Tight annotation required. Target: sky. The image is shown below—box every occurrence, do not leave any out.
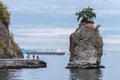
[1,0,120,52]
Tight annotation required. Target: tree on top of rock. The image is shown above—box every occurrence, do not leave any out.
[75,7,96,23]
[0,1,10,29]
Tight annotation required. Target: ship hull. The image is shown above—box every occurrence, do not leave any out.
[27,52,65,55]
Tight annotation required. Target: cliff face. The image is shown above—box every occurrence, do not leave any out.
[0,2,23,58]
[67,23,103,68]
[0,22,23,58]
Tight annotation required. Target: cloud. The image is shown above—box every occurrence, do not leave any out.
[103,35,120,44]
[12,28,74,49]
[97,9,120,17]
[102,34,120,51]
[104,38,120,44]
[13,28,74,37]
[2,0,120,51]
[2,0,77,15]
[92,0,120,8]
[2,0,120,19]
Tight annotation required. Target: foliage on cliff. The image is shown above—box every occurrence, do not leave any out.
[0,39,6,49]
[75,7,96,23]
[0,2,23,58]
[0,38,11,58]
[0,1,10,29]
[10,32,23,58]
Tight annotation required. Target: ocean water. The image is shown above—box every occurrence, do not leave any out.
[0,52,120,80]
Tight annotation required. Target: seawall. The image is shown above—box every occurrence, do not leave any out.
[0,59,46,69]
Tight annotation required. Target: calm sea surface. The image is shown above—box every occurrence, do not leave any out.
[0,52,120,80]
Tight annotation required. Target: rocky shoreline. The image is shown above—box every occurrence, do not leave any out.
[0,59,46,69]
[66,63,105,69]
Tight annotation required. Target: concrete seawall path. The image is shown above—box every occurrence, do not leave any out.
[0,59,46,69]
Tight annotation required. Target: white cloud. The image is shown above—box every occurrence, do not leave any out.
[2,0,120,17]
[12,28,74,49]
[2,0,120,51]
[103,35,120,44]
[93,0,120,8]
[2,0,76,15]
[13,28,74,37]
[97,9,120,17]
[104,39,120,44]
[102,34,120,51]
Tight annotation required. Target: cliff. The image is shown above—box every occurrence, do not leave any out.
[0,1,23,58]
[67,22,104,68]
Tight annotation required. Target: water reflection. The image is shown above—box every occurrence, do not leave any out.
[69,69,102,80]
[0,69,21,80]
[0,69,9,80]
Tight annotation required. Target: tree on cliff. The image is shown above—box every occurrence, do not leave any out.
[75,7,96,23]
[0,1,10,29]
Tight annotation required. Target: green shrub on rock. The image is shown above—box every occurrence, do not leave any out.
[0,1,10,28]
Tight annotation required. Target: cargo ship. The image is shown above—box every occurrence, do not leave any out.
[22,48,65,55]
[26,52,65,55]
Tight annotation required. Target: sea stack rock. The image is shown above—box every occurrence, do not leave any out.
[0,1,23,58]
[67,22,103,68]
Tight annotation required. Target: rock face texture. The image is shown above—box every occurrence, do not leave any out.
[0,1,23,58]
[0,22,23,58]
[67,23,103,68]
